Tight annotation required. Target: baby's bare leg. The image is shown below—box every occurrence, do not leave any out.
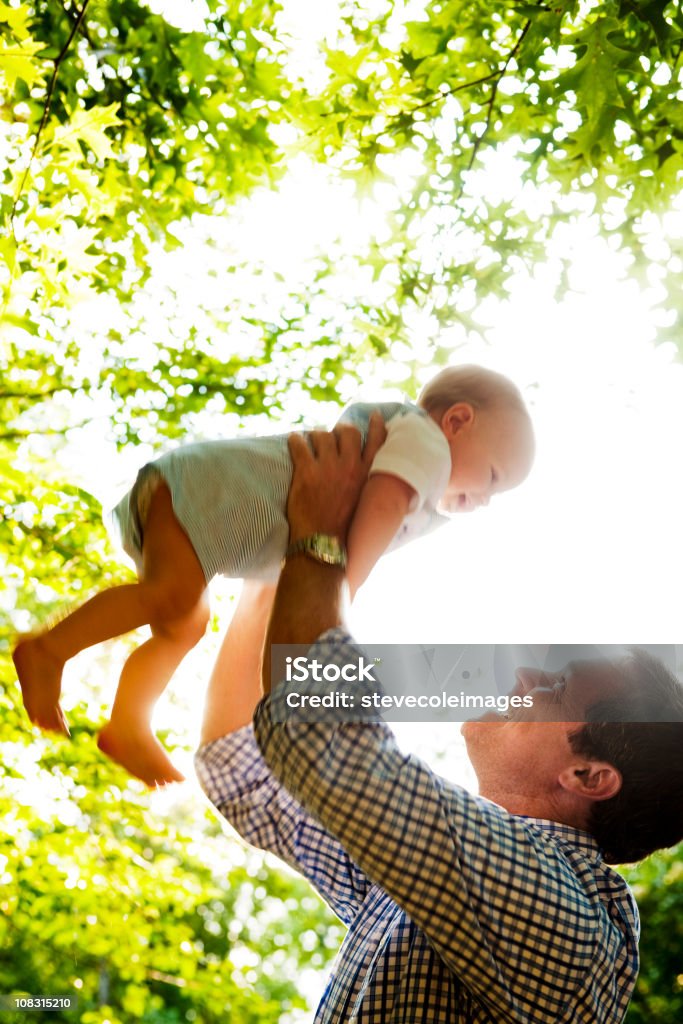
[14,484,207,752]
[13,577,163,735]
[95,485,209,785]
[97,595,209,785]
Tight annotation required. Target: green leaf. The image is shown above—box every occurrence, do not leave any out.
[0,36,46,91]
[50,103,122,162]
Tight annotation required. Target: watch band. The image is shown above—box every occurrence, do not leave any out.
[284,533,348,569]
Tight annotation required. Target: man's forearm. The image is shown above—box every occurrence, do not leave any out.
[200,581,276,744]
[262,557,348,696]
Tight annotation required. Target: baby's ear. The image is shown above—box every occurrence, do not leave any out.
[441,402,475,436]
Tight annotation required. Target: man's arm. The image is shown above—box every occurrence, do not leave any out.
[195,580,374,924]
[195,723,374,925]
[346,473,415,596]
[201,580,276,745]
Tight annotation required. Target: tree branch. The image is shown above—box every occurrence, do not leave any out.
[454,17,532,193]
[383,20,532,142]
[11,0,92,226]
[62,0,186,124]
[397,69,503,121]
[0,385,82,400]
[462,20,532,180]
[0,420,91,441]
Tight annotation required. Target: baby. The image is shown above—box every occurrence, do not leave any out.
[13,364,534,786]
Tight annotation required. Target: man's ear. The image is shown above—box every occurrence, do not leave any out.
[559,761,622,802]
[441,402,475,438]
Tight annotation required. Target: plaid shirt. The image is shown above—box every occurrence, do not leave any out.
[195,629,639,1023]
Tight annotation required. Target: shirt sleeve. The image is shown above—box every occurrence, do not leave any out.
[253,629,610,1022]
[369,412,451,512]
[194,725,372,926]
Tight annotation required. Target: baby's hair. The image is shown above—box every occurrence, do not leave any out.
[417,365,529,420]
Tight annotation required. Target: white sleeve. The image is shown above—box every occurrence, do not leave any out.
[369,412,451,511]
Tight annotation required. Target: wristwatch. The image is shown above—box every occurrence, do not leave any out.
[284,534,348,569]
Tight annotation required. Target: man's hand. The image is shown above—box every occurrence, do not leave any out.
[287,413,387,544]
[262,415,387,690]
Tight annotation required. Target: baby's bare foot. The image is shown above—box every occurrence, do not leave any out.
[97,720,185,787]
[12,636,69,735]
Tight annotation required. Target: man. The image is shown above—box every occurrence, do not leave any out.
[195,420,683,1023]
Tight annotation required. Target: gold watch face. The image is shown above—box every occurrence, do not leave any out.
[312,535,344,563]
[285,534,347,567]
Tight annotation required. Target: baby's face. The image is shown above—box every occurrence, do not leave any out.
[440,404,534,514]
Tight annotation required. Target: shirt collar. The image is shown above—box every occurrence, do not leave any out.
[517,816,604,861]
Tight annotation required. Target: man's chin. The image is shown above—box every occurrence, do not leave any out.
[461,713,506,742]
[462,711,508,729]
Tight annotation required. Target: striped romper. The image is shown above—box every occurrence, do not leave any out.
[111,401,451,584]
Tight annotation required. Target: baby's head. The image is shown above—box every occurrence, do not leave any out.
[418,365,534,513]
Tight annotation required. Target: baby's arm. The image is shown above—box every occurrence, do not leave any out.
[347,473,416,597]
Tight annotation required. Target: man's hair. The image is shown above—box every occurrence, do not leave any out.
[417,365,530,420]
[569,648,683,864]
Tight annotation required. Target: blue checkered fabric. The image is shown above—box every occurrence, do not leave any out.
[195,629,640,1023]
